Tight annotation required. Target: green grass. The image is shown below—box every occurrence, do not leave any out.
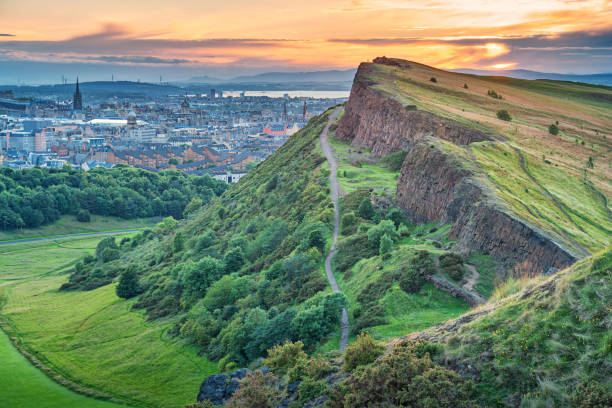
[0,329,128,408]
[0,215,158,242]
[372,283,469,338]
[440,248,612,407]
[471,142,611,254]
[465,252,499,299]
[0,233,217,408]
[329,136,398,195]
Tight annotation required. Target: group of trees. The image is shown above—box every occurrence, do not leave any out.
[0,166,226,230]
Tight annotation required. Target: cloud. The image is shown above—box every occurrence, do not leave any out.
[82,55,194,64]
[0,33,15,37]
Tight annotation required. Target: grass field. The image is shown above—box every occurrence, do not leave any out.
[0,229,217,408]
[0,329,128,408]
[0,215,159,242]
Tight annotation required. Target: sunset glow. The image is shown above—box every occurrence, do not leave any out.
[0,0,610,82]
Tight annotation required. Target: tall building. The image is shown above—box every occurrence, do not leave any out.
[303,101,308,118]
[73,77,83,110]
[283,101,287,120]
[34,130,46,152]
[210,89,216,99]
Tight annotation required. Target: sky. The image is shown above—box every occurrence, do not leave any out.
[0,0,611,83]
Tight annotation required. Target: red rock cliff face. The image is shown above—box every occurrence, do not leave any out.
[397,143,576,273]
[337,61,576,274]
[335,63,491,155]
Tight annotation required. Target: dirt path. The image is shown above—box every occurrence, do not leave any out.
[463,264,486,304]
[320,107,350,351]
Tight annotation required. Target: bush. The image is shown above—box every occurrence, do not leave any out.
[264,341,308,375]
[224,247,245,273]
[367,220,398,248]
[385,208,404,228]
[487,89,502,99]
[379,233,393,256]
[440,253,464,281]
[572,381,612,408]
[330,347,474,407]
[343,332,385,370]
[116,268,139,299]
[549,123,559,135]
[226,371,282,408]
[183,197,203,217]
[100,247,120,263]
[464,83,468,89]
[430,77,437,83]
[173,231,185,254]
[382,151,409,171]
[76,209,91,222]
[334,234,377,272]
[399,266,425,294]
[340,212,357,235]
[357,198,375,220]
[298,377,327,404]
[496,109,512,121]
[307,228,326,252]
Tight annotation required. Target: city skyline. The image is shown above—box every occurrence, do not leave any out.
[1,0,611,84]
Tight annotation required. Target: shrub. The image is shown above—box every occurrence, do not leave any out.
[173,231,185,254]
[464,83,469,89]
[224,247,245,273]
[382,150,409,171]
[264,341,308,375]
[572,381,612,408]
[357,198,375,220]
[116,268,139,299]
[385,208,404,228]
[430,77,437,83]
[549,123,559,135]
[340,212,357,235]
[307,228,326,252]
[496,109,512,121]
[379,233,393,256]
[76,209,91,222]
[330,348,474,407]
[298,377,327,404]
[343,332,385,370]
[226,371,282,408]
[399,266,425,294]
[334,234,377,272]
[367,220,398,248]
[100,247,120,263]
[487,89,502,99]
[183,197,203,217]
[440,253,464,281]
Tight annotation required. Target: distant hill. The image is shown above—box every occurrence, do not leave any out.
[188,69,357,85]
[452,68,612,86]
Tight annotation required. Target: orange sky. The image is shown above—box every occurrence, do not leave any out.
[0,0,611,79]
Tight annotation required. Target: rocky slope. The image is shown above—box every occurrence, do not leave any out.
[336,58,580,274]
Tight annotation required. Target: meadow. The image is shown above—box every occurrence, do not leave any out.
[0,225,217,408]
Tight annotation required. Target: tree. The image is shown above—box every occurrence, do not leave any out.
[464,83,468,89]
[367,220,399,248]
[168,157,179,165]
[549,123,559,135]
[307,228,326,252]
[116,268,139,299]
[182,257,223,304]
[379,233,393,256]
[76,209,91,222]
[357,198,375,220]
[224,247,245,273]
[496,109,512,121]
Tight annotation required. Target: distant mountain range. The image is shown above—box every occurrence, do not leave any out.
[452,68,612,86]
[187,69,357,84]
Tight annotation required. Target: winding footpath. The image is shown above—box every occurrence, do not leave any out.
[320,108,350,351]
[0,230,140,246]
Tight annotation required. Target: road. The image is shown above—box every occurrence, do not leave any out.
[320,107,350,351]
[0,230,140,246]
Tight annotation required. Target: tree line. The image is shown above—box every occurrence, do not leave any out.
[0,165,227,230]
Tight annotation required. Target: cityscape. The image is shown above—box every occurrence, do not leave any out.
[0,81,347,182]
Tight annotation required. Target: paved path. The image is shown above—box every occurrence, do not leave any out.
[320,107,350,351]
[0,230,140,246]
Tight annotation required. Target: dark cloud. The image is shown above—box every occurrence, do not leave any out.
[327,30,612,49]
[82,55,194,64]
[0,33,15,36]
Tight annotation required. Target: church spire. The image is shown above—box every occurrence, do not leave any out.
[73,76,83,111]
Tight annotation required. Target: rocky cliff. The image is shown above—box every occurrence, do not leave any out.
[335,62,491,156]
[336,59,576,274]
